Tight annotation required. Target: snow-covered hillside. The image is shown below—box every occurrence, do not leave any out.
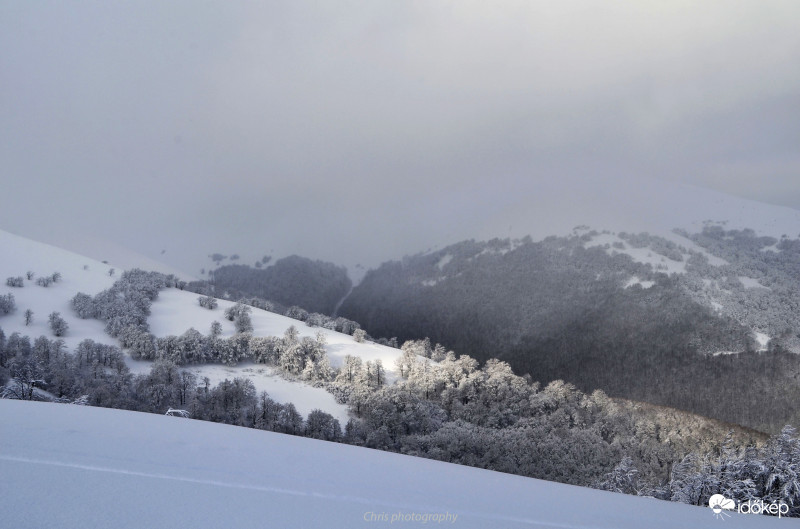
[1,400,792,529]
[470,178,800,254]
[138,288,405,423]
[0,227,403,422]
[0,228,118,349]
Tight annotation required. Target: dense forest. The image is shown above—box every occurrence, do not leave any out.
[208,255,351,315]
[339,229,800,433]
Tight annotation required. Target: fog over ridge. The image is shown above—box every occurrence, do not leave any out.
[1,1,799,275]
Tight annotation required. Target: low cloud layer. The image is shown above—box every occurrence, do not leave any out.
[1,1,799,274]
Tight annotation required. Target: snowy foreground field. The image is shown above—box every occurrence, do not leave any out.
[0,401,791,529]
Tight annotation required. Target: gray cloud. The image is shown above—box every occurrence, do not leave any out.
[1,1,799,275]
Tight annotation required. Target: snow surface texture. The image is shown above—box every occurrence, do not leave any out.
[1,400,792,529]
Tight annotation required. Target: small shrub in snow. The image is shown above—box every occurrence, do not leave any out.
[224,302,250,322]
[6,277,24,287]
[198,295,218,310]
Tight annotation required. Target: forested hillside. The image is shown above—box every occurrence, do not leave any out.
[209,256,351,315]
[340,228,800,433]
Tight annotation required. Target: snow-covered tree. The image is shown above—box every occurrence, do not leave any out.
[0,293,16,314]
[277,402,304,435]
[176,371,197,407]
[126,327,156,361]
[353,328,367,343]
[598,456,640,495]
[278,341,304,375]
[431,343,448,362]
[5,355,44,400]
[395,348,418,379]
[336,355,362,385]
[23,309,33,326]
[198,295,218,310]
[372,359,386,388]
[224,302,251,322]
[48,312,68,337]
[71,292,96,319]
[224,333,252,366]
[335,317,360,335]
[251,336,279,364]
[305,409,342,441]
[285,306,308,322]
[234,311,253,333]
[156,335,181,364]
[178,328,205,364]
[284,325,299,344]
[758,425,800,514]
[0,327,7,367]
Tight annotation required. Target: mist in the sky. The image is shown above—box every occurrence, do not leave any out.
[1,1,799,276]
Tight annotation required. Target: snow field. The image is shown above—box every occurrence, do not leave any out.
[1,400,792,529]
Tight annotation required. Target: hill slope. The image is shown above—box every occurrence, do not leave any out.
[340,227,800,433]
[210,256,352,315]
[0,227,403,423]
[1,400,791,529]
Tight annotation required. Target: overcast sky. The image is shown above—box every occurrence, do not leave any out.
[1,1,799,275]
